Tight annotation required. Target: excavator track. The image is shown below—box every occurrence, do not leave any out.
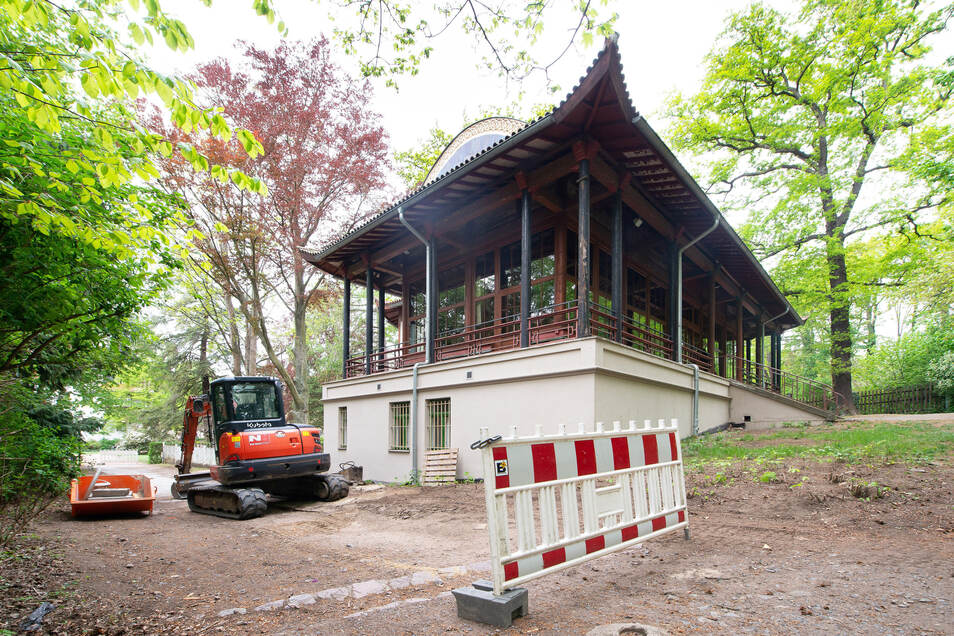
[187,485,268,520]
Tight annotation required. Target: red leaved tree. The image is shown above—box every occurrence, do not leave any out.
[155,38,389,422]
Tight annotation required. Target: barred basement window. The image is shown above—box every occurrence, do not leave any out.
[426,398,451,450]
[338,407,347,451]
[389,401,410,452]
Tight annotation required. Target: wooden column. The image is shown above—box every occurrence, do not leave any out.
[365,267,373,375]
[667,243,679,361]
[756,321,765,386]
[519,182,531,348]
[735,299,744,381]
[718,324,727,378]
[769,328,778,389]
[555,223,566,306]
[377,284,385,353]
[400,277,409,347]
[464,258,474,332]
[342,277,351,378]
[426,242,437,364]
[707,274,717,363]
[745,338,751,383]
[612,191,623,343]
[576,153,591,337]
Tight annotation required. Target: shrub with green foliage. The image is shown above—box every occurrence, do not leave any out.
[928,351,954,398]
[147,441,163,465]
[0,407,82,546]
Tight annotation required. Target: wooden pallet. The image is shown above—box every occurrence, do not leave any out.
[422,448,458,486]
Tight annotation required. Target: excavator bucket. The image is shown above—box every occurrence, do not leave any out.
[70,470,157,517]
[170,471,216,499]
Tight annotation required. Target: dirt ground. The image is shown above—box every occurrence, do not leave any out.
[3,419,954,635]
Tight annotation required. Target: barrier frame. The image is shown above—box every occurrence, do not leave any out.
[479,419,689,595]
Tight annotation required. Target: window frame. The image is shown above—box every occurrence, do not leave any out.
[388,401,411,453]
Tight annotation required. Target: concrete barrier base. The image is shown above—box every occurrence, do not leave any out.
[452,580,528,627]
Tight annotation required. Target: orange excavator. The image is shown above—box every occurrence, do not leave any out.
[171,376,349,519]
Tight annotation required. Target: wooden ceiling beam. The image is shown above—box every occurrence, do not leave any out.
[354,152,580,272]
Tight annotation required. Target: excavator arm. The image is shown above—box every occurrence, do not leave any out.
[177,395,210,475]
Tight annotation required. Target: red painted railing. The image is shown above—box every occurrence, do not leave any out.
[343,300,838,414]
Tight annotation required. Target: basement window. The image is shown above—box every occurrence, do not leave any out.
[389,401,410,452]
[338,407,347,451]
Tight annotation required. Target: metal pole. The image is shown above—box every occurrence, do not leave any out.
[520,189,531,348]
[342,277,350,378]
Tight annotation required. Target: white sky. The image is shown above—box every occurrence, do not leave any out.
[146,1,755,158]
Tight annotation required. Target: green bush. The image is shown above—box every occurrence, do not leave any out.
[928,351,954,397]
[147,441,163,464]
[1,412,81,546]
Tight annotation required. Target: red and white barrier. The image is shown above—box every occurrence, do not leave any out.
[478,419,688,595]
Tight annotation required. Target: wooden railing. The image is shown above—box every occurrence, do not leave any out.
[342,302,842,414]
[345,301,580,377]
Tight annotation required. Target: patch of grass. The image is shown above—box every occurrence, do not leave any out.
[757,471,778,483]
[685,421,954,467]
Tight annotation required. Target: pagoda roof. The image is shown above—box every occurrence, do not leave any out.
[303,35,801,330]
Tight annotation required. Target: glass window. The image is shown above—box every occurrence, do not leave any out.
[438,305,465,335]
[500,241,521,289]
[389,402,410,452]
[501,292,520,320]
[501,292,520,332]
[627,268,644,308]
[438,264,465,308]
[475,251,495,297]
[338,407,347,450]
[530,229,555,279]
[531,280,555,313]
[475,297,494,326]
[409,279,425,317]
[426,398,451,450]
[229,381,280,421]
[212,384,228,423]
[598,249,612,295]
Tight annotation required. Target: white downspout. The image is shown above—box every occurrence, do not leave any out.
[675,215,720,364]
[399,206,430,483]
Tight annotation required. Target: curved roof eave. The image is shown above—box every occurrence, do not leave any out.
[301,114,556,264]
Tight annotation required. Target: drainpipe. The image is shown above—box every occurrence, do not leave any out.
[398,207,432,364]
[410,362,422,481]
[675,215,720,363]
[400,205,430,484]
[687,363,700,436]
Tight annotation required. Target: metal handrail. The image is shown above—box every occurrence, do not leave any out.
[729,355,841,412]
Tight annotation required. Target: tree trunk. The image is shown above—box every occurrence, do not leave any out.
[244,302,257,375]
[826,233,857,413]
[224,290,243,375]
[291,256,309,426]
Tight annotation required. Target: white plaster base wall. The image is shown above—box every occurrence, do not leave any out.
[728,382,833,427]
[321,338,732,483]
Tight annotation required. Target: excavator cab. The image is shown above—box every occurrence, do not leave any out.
[209,377,286,437]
